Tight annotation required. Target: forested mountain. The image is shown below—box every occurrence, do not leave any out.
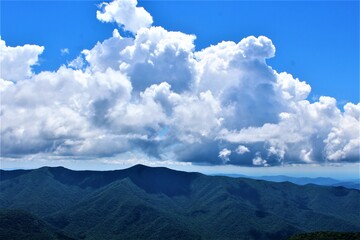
[1,165,359,240]
[0,209,76,240]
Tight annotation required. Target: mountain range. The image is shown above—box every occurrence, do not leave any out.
[1,165,359,240]
[215,174,360,190]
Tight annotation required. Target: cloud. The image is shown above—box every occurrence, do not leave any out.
[1,66,132,157]
[324,102,360,162]
[219,148,231,163]
[0,79,13,92]
[219,96,359,165]
[82,26,196,92]
[61,48,70,55]
[252,153,268,166]
[0,37,44,82]
[1,0,359,167]
[82,29,133,72]
[236,145,250,155]
[194,36,285,129]
[96,0,153,33]
[68,56,85,70]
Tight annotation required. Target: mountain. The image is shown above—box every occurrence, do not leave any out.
[0,209,76,240]
[255,176,341,185]
[331,181,360,190]
[288,231,360,240]
[216,174,360,190]
[1,165,360,240]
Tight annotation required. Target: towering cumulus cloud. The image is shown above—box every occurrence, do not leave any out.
[1,0,359,167]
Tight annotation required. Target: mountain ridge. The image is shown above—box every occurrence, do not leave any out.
[213,173,360,190]
[1,165,359,240]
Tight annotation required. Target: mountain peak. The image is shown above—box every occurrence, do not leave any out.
[128,164,151,170]
[39,166,68,170]
[27,164,199,197]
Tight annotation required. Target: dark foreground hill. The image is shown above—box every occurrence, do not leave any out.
[0,209,76,240]
[1,165,359,240]
[288,231,360,240]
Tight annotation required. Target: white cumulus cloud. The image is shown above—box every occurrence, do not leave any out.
[0,37,44,82]
[96,0,153,33]
[236,145,250,155]
[219,148,231,163]
[1,0,358,167]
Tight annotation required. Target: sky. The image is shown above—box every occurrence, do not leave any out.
[0,0,359,178]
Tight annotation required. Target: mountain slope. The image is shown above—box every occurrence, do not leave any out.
[0,167,92,217]
[1,165,359,240]
[288,231,360,240]
[0,209,76,240]
[47,178,201,240]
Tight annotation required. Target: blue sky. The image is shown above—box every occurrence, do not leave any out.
[0,0,359,177]
[2,0,358,103]
[144,1,359,104]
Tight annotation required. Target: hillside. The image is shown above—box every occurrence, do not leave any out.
[288,231,360,240]
[1,165,360,240]
[0,209,76,240]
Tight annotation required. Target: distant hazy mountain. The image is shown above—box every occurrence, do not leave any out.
[216,174,360,190]
[1,165,359,240]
